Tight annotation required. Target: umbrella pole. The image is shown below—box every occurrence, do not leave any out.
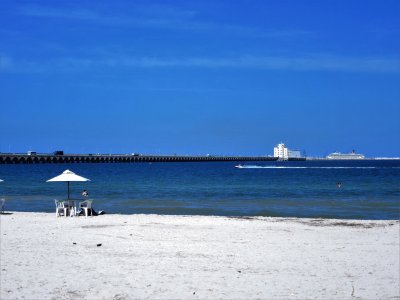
[67,181,70,214]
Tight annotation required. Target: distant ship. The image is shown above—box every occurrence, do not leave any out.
[326,150,365,160]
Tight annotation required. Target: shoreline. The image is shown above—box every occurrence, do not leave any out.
[1,212,399,299]
[2,210,400,222]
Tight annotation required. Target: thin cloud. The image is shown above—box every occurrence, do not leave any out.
[2,54,400,74]
[68,55,400,73]
[17,4,312,39]
[19,5,135,24]
[133,3,198,19]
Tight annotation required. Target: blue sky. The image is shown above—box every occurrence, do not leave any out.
[1,0,399,157]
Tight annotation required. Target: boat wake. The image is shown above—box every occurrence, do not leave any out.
[235,165,396,169]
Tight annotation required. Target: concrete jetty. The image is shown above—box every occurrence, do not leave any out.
[0,153,280,164]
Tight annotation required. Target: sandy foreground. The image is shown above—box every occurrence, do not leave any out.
[0,213,399,300]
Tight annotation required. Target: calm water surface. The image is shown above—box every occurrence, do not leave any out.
[0,160,399,219]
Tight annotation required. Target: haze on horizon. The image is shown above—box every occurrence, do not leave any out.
[1,0,399,157]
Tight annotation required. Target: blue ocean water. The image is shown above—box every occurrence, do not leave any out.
[0,160,399,220]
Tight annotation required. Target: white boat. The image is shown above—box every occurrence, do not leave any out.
[235,164,244,168]
[326,150,365,160]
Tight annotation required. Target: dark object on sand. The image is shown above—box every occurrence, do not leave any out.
[97,243,102,247]
[77,208,106,216]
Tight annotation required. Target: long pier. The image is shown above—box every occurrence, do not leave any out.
[0,154,280,164]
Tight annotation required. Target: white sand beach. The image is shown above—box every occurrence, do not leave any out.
[0,212,399,300]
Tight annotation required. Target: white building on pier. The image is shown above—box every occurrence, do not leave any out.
[274,143,301,160]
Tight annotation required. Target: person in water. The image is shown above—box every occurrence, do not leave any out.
[82,189,89,197]
[336,182,342,188]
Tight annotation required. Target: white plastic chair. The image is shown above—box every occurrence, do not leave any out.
[55,200,68,217]
[0,199,5,214]
[79,200,93,217]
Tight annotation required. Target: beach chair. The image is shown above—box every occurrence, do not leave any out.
[78,200,93,217]
[0,199,5,214]
[55,200,68,217]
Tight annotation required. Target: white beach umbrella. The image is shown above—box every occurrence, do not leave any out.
[46,170,90,201]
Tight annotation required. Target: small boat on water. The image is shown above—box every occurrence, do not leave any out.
[235,164,244,168]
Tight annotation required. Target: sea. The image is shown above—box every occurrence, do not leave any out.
[0,160,399,220]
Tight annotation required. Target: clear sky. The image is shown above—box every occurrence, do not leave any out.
[1,0,399,157]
